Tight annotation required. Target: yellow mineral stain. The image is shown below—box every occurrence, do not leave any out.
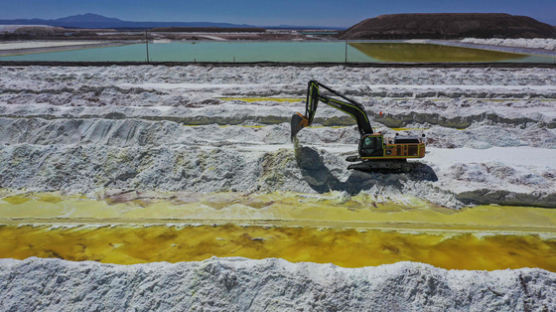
[0,225,554,271]
[218,124,265,128]
[219,97,302,103]
[350,43,526,63]
[183,124,351,129]
[183,124,266,128]
[2,195,32,205]
[391,128,428,132]
[1,192,555,234]
[35,193,64,204]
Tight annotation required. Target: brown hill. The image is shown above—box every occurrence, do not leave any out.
[339,13,556,39]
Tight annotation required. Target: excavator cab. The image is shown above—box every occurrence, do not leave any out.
[360,134,383,157]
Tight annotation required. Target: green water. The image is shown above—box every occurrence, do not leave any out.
[0,41,553,63]
[350,42,536,63]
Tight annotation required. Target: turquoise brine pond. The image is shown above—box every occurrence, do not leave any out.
[0,41,553,63]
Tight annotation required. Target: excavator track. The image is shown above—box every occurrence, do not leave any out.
[346,156,414,173]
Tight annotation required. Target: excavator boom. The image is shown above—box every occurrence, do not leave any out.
[291,80,373,140]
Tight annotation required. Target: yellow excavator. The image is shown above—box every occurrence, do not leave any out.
[291,80,426,172]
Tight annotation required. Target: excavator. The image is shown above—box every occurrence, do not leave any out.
[291,80,426,172]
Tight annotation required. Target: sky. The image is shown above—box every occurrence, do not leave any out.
[0,0,555,27]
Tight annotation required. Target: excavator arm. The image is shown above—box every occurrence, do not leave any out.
[291,80,373,140]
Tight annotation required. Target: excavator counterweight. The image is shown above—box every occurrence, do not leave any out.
[291,80,426,172]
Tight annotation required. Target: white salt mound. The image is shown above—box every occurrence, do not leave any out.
[0,257,554,311]
[461,38,556,51]
[0,65,555,207]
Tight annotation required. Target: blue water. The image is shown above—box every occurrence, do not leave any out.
[0,41,553,63]
[0,41,372,62]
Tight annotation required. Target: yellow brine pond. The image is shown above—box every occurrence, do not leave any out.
[1,191,555,270]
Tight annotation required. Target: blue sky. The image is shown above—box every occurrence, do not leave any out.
[1,0,555,27]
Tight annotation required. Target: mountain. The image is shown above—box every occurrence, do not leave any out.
[339,13,556,39]
[53,13,125,27]
[0,13,256,29]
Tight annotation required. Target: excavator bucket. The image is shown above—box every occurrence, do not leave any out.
[290,112,309,141]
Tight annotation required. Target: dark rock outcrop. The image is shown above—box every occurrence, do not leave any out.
[339,13,556,39]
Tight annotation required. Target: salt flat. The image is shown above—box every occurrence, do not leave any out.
[0,64,555,310]
[0,40,108,51]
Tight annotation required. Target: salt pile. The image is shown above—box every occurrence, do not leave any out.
[461,38,556,51]
[0,257,554,311]
[0,65,555,208]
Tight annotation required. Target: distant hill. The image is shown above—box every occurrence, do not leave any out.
[0,13,256,29]
[339,13,556,39]
[0,13,343,30]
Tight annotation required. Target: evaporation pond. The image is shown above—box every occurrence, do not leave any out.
[0,41,552,63]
